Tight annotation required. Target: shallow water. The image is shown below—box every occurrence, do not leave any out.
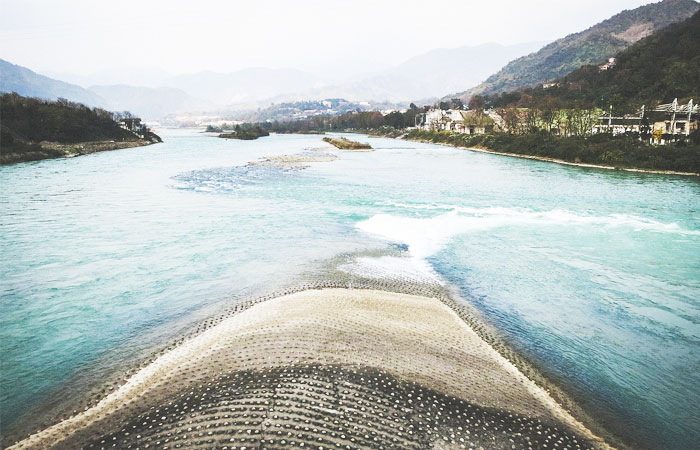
[1,129,698,448]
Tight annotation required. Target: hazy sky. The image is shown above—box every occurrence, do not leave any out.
[1,0,658,78]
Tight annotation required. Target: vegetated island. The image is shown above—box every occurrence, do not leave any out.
[322,136,373,151]
[218,125,270,140]
[0,93,161,165]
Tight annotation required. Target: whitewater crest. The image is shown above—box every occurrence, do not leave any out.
[338,255,443,285]
[341,205,699,283]
[363,205,699,255]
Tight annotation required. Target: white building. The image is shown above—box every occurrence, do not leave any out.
[422,109,502,134]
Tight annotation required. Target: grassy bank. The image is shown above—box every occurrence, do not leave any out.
[405,129,700,174]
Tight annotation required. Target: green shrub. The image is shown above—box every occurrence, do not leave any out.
[404,129,700,173]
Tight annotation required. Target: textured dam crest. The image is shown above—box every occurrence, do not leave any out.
[11,289,609,449]
[80,365,591,450]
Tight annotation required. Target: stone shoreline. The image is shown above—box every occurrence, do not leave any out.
[10,286,614,449]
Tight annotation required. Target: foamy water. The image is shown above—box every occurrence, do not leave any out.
[357,207,699,257]
[338,255,444,284]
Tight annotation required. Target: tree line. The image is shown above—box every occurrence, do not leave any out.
[249,105,429,134]
[1,92,140,144]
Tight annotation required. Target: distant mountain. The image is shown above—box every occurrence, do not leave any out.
[27,42,542,114]
[375,42,544,101]
[480,9,700,111]
[449,0,700,101]
[265,42,544,104]
[162,68,321,105]
[85,43,543,110]
[89,85,213,120]
[45,67,171,89]
[0,59,106,107]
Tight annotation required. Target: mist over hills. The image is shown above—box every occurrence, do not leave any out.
[0,59,107,108]
[36,42,544,110]
[44,67,172,90]
[161,68,321,105]
[0,60,212,120]
[88,85,213,120]
[270,42,544,104]
[1,41,543,119]
[381,42,544,100]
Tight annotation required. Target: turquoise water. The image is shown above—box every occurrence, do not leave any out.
[1,129,699,448]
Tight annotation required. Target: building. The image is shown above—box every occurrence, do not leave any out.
[593,99,698,142]
[422,109,461,131]
[599,57,616,71]
[650,99,699,138]
[459,111,497,134]
[120,117,143,132]
[119,117,152,138]
[593,107,644,135]
[421,109,502,134]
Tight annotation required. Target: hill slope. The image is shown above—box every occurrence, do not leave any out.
[480,10,700,111]
[0,93,159,164]
[450,0,699,101]
[0,59,107,107]
[388,42,543,100]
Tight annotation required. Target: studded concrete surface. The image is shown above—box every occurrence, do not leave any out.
[11,289,610,449]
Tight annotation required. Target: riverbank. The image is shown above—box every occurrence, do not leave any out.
[0,139,159,165]
[406,136,700,176]
[10,287,612,449]
[403,129,700,176]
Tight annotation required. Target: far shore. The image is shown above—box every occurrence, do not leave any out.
[404,136,700,177]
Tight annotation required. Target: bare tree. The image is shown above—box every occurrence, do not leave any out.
[502,108,520,134]
[524,109,539,132]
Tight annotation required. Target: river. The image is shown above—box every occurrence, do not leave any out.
[1,129,698,448]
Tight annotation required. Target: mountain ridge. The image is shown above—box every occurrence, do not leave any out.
[476,9,700,111]
[0,59,107,107]
[447,0,700,102]
[276,42,545,103]
[21,42,544,112]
